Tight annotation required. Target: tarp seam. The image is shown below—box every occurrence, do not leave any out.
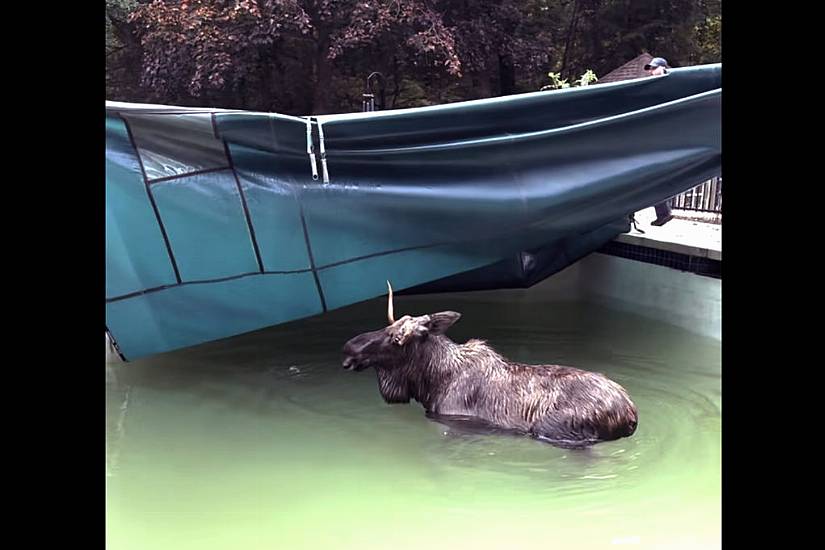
[223,141,265,273]
[119,114,183,284]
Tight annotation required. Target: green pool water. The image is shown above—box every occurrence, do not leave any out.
[106,292,721,549]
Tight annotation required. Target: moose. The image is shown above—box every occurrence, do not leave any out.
[342,282,638,448]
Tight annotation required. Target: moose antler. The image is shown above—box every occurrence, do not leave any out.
[387,280,395,324]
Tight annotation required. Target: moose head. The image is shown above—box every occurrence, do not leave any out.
[342,281,461,372]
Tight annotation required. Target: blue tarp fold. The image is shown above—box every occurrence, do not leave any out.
[106,64,721,360]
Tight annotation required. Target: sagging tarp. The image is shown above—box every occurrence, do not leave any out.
[106,63,721,360]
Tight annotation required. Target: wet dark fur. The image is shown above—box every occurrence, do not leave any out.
[342,312,638,448]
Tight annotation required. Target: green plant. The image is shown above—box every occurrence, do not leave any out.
[576,69,598,86]
[541,72,570,91]
[541,69,597,91]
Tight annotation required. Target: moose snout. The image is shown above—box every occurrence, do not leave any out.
[341,353,369,371]
[341,338,361,370]
[342,332,379,371]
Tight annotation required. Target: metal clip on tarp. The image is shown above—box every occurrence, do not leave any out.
[317,119,330,184]
[306,117,318,181]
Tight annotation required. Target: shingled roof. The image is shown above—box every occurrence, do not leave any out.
[599,53,654,83]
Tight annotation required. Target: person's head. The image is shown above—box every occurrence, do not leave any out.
[644,57,669,76]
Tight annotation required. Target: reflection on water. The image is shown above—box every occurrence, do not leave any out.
[106,293,720,549]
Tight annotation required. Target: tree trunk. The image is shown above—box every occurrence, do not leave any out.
[498,53,516,96]
[560,0,581,78]
[390,56,401,109]
[312,40,332,114]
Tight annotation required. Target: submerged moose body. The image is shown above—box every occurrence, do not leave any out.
[341,283,638,448]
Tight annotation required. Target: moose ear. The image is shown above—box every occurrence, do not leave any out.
[425,311,462,335]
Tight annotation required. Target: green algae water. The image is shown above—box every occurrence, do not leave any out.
[106,293,721,550]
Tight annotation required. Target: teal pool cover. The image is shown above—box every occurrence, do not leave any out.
[106,64,721,360]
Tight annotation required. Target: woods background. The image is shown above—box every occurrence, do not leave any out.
[106,0,721,115]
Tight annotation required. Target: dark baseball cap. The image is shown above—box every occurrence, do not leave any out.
[644,57,669,70]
